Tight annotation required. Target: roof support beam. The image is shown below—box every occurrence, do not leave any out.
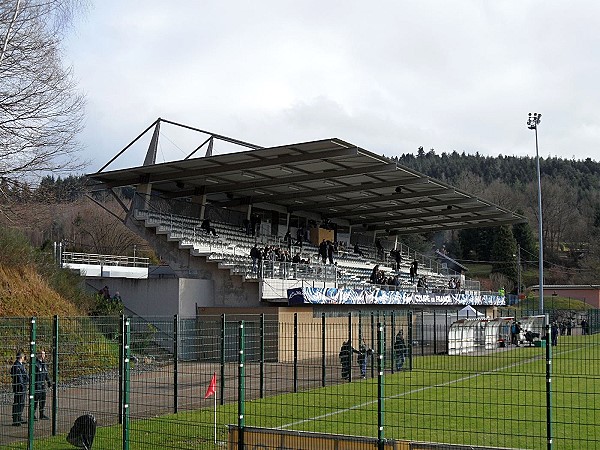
[299,187,450,212]
[353,205,497,226]
[325,196,475,219]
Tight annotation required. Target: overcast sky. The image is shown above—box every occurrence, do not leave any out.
[64,1,600,172]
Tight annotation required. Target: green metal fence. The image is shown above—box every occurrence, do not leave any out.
[0,310,598,449]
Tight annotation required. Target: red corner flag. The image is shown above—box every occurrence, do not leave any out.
[204,373,217,399]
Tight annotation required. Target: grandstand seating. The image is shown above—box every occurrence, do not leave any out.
[134,209,460,293]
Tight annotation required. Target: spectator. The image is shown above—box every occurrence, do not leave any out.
[411,260,419,281]
[327,241,335,265]
[318,239,328,264]
[99,285,110,300]
[370,265,380,284]
[375,239,384,260]
[250,244,262,273]
[252,213,262,237]
[390,249,402,271]
[356,340,372,379]
[353,243,364,257]
[34,350,51,420]
[242,218,251,236]
[280,250,291,277]
[394,330,407,370]
[339,340,353,381]
[283,230,292,250]
[10,351,28,426]
[511,321,521,347]
[551,322,559,346]
[417,276,428,293]
[112,291,122,302]
[581,318,589,335]
[294,226,305,247]
[200,218,218,237]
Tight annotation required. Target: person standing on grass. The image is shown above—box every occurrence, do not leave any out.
[356,340,372,379]
[511,321,521,347]
[339,340,353,381]
[34,350,52,420]
[394,330,407,370]
[10,351,28,426]
[551,322,559,346]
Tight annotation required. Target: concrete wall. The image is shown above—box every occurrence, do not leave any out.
[123,213,261,308]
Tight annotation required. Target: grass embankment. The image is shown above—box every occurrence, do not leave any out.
[0,226,119,383]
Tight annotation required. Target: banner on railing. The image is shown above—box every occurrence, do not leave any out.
[288,287,506,306]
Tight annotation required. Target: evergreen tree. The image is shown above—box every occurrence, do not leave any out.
[490,225,517,280]
[512,210,536,258]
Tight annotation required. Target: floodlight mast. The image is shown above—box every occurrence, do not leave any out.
[527,112,544,312]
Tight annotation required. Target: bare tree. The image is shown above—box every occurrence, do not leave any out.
[0,0,86,188]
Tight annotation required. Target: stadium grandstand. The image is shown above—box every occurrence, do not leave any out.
[84,118,524,318]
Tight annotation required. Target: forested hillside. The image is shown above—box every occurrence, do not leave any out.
[3,150,600,292]
[391,148,600,290]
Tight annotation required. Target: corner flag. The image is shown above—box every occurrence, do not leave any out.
[204,373,216,399]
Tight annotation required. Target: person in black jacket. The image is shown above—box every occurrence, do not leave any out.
[357,340,372,379]
[34,350,52,420]
[200,218,218,237]
[250,245,262,273]
[339,340,353,381]
[394,330,408,370]
[10,351,28,426]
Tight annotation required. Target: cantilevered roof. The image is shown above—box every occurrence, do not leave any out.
[89,134,525,235]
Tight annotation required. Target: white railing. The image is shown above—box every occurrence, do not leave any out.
[62,252,150,268]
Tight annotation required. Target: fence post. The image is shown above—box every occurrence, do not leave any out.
[122,317,131,450]
[119,315,125,424]
[237,321,246,449]
[348,312,353,383]
[173,314,179,414]
[408,311,413,371]
[370,311,375,378]
[545,316,553,450]
[260,313,265,398]
[220,314,225,406]
[293,313,298,393]
[28,317,37,449]
[420,312,425,356]
[391,312,396,374]
[433,311,437,354]
[321,312,326,387]
[52,315,59,436]
[377,322,385,450]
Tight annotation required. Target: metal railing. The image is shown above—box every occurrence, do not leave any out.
[61,251,149,268]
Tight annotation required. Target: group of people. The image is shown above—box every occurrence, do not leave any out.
[318,239,336,265]
[550,318,591,345]
[339,330,409,380]
[250,244,294,274]
[339,339,373,380]
[242,213,262,237]
[10,350,52,426]
[97,285,122,302]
